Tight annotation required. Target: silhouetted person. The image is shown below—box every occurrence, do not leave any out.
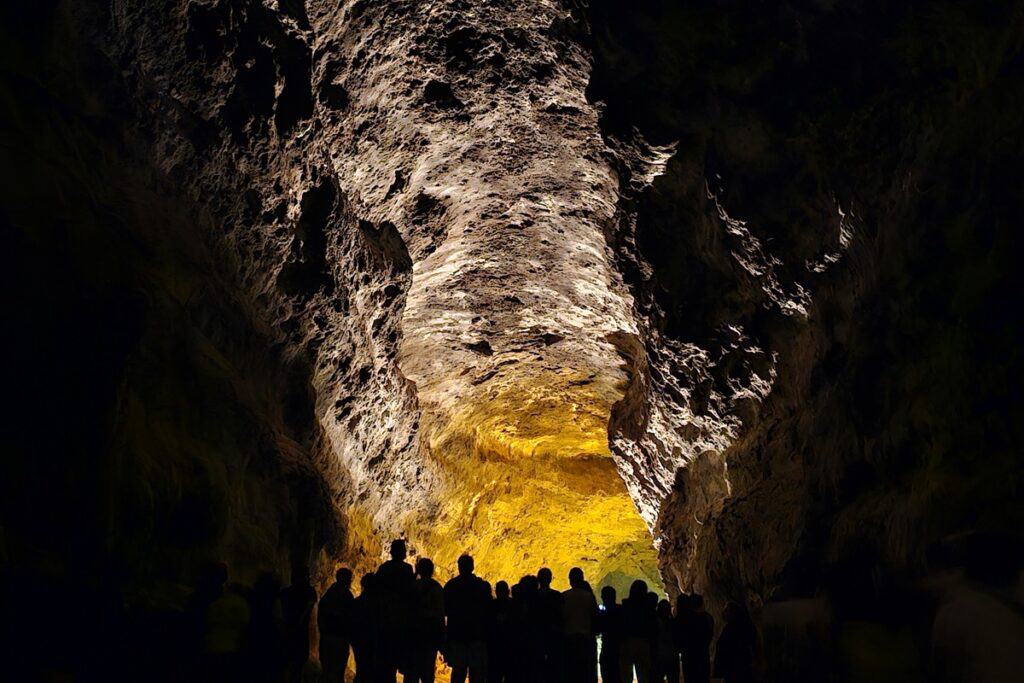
[921,532,1024,682]
[247,572,286,682]
[320,567,355,682]
[444,554,491,683]
[408,558,445,683]
[598,586,622,683]
[187,561,228,676]
[375,539,416,680]
[713,602,757,683]
[536,567,564,681]
[378,540,416,592]
[654,600,679,683]
[204,575,251,682]
[562,567,599,683]
[619,580,655,683]
[281,565,317,683]
[511,575,545,682]
[489,580,514,683]
[675,594,713,683]
[352,573,381,683]
[645,591,659,617]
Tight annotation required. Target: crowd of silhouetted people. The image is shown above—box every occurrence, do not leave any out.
[184,539,757,683]
[8,530,1022,681]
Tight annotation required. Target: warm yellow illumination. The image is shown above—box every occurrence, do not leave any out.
[407,454,660,594]
[399,373,661,595]
[393,263,660,595]
[451,370,619,460]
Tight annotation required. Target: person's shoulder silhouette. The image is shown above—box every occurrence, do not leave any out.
[562,567,598,635]
[536,566,563,629]
[318,567,354,636]
[414,557,444,617]
[377,539,415,595]
[599,585,622,632]
[281,565,316,623]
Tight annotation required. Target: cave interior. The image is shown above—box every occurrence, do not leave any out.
[2,0,1024,680]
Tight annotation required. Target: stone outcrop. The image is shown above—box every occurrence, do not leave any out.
[586,0,1024,617]
[3,2,1023,678]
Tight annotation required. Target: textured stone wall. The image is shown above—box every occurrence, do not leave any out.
[4,5,1023,679]
[51,0,663,587]
[2,8,346,675]
[586,0,1024,618]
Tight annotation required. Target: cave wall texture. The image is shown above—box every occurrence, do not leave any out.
[586,0,1024,607]
[3,0,1023,678]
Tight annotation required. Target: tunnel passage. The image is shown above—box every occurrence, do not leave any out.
[390,93,662,590]
[397,238,662,590]
[7,1,1024,680]
[313,0,667,589]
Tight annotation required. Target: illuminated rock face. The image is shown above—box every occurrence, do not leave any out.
[322,0,659,586]
[85,0,663,587]
[584,0,1024,621]
[344,2,656,585]
[13,3,1020,656]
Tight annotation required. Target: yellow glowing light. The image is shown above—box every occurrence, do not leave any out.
[401,373,661,595]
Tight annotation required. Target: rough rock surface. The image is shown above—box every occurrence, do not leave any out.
[2,0,354,597]
[8,0,664,588]
[4,1,1024,678]
[96,0,660,585]
[586,0,1024,617]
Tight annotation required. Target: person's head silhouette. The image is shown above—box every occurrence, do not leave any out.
[457,553,474,576]
[416,557,434,579]
[568,567,584,588]
[629,579,648,602]
[390,538,407,561]
[336,567,353,588]
[360,572,376,593]
[538,567,552,588]
[496,580,510,599]
[692,593,704,610]
[657,599,672,619]
[601,585,617,607]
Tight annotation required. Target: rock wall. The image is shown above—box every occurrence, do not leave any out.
[587,0,1024,627]
[3,0,659,590]
[4,0,1023,678]
[2,3,350,674]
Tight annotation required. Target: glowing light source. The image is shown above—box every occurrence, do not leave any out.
[402,371,661,594]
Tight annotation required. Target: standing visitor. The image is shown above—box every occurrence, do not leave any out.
[598,586,622,683]
[618,581,655,683]
[247,572,285,682]
[408,558,445,683]
[677,594,714,683]
[201,566,251,683]
[351,573,380,683]
[713,602,757,683]
[489,580,515,683]
[561,567,599,683]
[281,565,317,683]
[319,567,354,682]
[444,554,492,683]
[510,575,545,682]
[653,600,679,683]
[536,568,563,682]
[376,540,416,681]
